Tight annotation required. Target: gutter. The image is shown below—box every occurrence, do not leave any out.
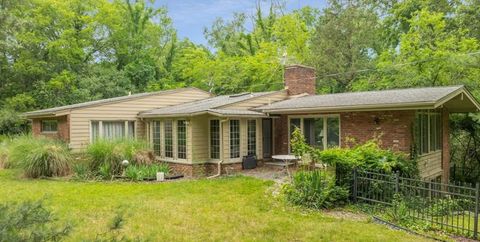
[259,102,437,114]
[207,118,229,179]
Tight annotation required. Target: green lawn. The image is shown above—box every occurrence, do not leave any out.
[0,170,432,242]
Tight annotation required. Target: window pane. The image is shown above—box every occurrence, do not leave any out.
[41,120,58,132]
[327,117,340,148]
[128,121,135,138]
[436,114,442,150]
[429,114,436,152]
[164,120,173,158]
[103,121,125,140]
[421,113,429,154]
[247,120,256,156]
[303,118,324,150]
[210,120,220,159]
[177,120,187,159]
[91,121,99,142]
[153,121,161,156]
[230,120,240,158]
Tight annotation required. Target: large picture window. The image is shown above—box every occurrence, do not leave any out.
[289,116,340,151]
[230,120,240,158]
[210,120,220,159]
[247,120,256,156]
[152,121,161,156]
[41,120,58,132]
[90,121,135,141]
[415,110,442,155]
[177,120,187,159]
[164,120,173,158]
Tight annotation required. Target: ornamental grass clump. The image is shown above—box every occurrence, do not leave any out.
[0,141,9,169]
[86,139,151,178]
[283,170,349,209]
[8,135,72,178]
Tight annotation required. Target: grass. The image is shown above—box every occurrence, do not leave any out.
[0,169,433,242]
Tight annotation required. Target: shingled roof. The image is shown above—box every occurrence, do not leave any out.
[256,85,480,113]
[24,88,209,118]
[138,91,279,118]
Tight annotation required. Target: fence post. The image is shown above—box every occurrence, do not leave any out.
[394,171,399,195]
[352,168,357,202]
[474,182,479,239]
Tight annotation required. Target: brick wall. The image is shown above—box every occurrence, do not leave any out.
[32,115,70,143]
[284,65,316,95]
[340,111,415,153]
[273,115,289,155]
[167,162,242,178]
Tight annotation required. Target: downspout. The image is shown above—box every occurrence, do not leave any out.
[208,118,229,179]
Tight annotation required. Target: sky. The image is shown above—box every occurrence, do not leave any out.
[156,0,327,46]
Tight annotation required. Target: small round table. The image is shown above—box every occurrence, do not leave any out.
[272,155,299,177]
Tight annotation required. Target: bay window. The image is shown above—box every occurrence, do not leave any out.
[289,116,340,151]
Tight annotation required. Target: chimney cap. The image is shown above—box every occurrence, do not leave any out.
[285,64,315,70]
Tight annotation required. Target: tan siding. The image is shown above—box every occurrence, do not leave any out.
[220,90,288,110]
[69,89,210,151]
[191,114,210,163]
[418,151,443,179]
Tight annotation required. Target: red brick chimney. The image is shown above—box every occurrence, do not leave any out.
[284,64,316,95]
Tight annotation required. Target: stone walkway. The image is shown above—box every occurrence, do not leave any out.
[240,165,294,182]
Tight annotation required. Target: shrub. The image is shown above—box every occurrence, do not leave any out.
[8,135,72,178]
[283,170,349,209]
[0,199,72,241]
[85,139,150,177]
[290,127,418,185]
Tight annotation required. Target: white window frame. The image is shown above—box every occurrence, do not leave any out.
[177,120,188,160]
[209,119,221,160]
[287,114,341,152]
[164,120,174,158]
[89,120,136,142]
[229,119,241,159]
[416,110,442,156]
[247,119,257,156]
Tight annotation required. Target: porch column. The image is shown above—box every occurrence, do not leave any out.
[442,108,450,183]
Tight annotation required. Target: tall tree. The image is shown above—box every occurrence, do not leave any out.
[308,0,382,93]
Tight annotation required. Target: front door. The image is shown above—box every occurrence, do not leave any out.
[262,119,273,158]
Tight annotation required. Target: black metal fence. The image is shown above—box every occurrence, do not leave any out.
[352,170,480,239]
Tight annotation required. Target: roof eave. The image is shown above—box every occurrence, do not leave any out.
[207,111,267,118]
[138,111,208,118]
[260,102,437,114]
[434,87,480,112]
